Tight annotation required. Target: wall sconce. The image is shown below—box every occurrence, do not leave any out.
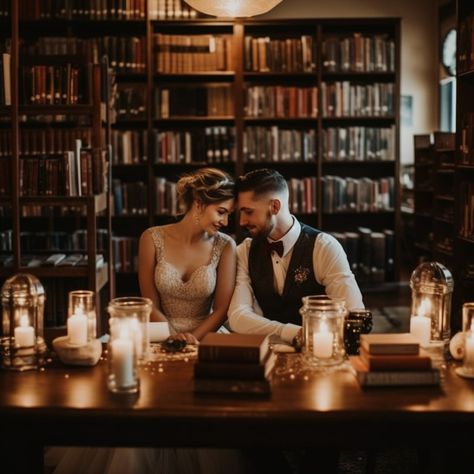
[183,0,282,18]
[1,273,47,371]
[409,262,453,360]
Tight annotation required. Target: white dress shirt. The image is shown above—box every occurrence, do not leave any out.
[228,218,364,343]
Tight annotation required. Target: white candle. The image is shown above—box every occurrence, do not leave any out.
[112,330,135,388]
[410,297,432,347]
[14,314,35,348]
[465,323,474,369]
[130,318,143,359]
[67,308,88,345]
[312,321,334,358]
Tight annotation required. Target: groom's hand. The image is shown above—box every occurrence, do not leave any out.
[174,332,199,345]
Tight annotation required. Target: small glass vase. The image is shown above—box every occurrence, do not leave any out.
[67,290,96,345]
[300,295,347,368]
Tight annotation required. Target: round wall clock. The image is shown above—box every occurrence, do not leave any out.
[441,28,456,76]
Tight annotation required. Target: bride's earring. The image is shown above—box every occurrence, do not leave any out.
[194,212,201,225]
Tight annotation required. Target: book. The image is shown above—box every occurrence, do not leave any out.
[193,377,271,397]
[350,357,440,387]
[360,333,419,355]
[359,347,432,372]
[194,351,277,380]
[198,333,269,364]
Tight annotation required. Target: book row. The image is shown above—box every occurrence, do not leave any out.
[458,11,474,73]
[0,252,104,269]
[112,179,148,215]
[153,34,233,73]
[0,52,10,106]
[321,81,394,117]
[149,0,199,20]
[22,36,146,74]
[321,126,395,162]
[18,0,147,20]
[460,112,474,166]
[112,235,138,272]
[243,35,316,73]
[321,175,394,214]
[112,129,147,165]
[153,126,236,164]
[322,33,395,73]
[459,182,474,242]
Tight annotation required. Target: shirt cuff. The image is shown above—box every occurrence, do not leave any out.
[280,323,301,344]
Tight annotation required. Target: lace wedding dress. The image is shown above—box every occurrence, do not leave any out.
[45,229,249,474]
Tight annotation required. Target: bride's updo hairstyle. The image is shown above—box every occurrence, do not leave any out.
[176,167,234,214]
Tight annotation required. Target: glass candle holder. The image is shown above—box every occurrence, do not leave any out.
[1,273,47,371]
[300,295,347,367]
[107,297,152,363]
[409,262,453,359]
[344,309,373,355]
[461,303,474,376]
[107,306,139,394]
[67,290,96,345]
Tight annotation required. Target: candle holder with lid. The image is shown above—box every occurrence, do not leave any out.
[1,273,47,371]
[300,295,347,368]
[409,262,453,361]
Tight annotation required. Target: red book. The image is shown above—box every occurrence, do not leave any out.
[359,347,432,371]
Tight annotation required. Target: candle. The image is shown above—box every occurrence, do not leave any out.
[14,313,35,348]
[111,329,135,388]
[312,321,334,358]
[410,297,432,347]
[465,322,474,369]
[130,318,143,359]
[67,308,88,345]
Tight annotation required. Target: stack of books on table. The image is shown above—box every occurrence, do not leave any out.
[193,333,276,396]
[350,333,440,387]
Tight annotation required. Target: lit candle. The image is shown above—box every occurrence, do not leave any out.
[410,297,431,347]
[464,322,474,369]
[111,328,135,388]
[313,321,334,358]
[130,318,143,359]
[67,307,88,345]
[14,313,35,348]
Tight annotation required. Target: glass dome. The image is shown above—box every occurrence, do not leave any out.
[410,262,453,295]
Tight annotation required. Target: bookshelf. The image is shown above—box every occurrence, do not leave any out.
[0,0,114,333]
[455,0,474,331]
[3,2,402,297]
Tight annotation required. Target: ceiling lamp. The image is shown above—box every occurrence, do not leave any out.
[183,0,283,18]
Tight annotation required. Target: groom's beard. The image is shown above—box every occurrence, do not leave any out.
[249,211,274,238]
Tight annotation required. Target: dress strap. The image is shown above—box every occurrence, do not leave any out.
[210,232,231,266]
[148,226,163,262]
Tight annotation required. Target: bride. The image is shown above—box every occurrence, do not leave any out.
[46,168,249,474]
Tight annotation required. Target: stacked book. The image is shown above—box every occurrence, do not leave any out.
[350,333,440,387]
[193,333,276,396]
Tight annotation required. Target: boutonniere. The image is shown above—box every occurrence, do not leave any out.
[294,266,310,285]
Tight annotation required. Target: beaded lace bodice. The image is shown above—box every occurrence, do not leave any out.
[150,227,231,333]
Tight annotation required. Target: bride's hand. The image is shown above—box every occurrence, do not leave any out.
[174,332,199,345]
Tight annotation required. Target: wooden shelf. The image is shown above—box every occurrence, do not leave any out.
[19,193,107,213]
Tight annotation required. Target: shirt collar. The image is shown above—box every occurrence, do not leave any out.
[267,216,301,258]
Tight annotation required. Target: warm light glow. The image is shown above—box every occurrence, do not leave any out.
[417,297,432,317]
[19,313,29,327]
[183,0,283,18]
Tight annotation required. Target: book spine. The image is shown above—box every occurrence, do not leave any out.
[359,370,440,387]
[198,346,261,363]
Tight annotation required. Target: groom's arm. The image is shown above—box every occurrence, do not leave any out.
[228,239,300,344]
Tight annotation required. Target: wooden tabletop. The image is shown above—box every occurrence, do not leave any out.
[1,354,474,451]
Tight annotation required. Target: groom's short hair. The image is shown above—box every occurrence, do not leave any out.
[236,169,288,197]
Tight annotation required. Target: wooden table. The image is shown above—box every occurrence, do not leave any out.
[1,355,474,473]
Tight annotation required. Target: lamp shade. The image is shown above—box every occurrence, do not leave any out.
[183,0,282,18]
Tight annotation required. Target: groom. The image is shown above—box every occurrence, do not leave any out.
[228,168,364,345]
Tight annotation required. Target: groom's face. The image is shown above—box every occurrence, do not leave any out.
[238,191,274,238]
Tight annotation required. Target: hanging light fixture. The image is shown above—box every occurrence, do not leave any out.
[183,0,283,18]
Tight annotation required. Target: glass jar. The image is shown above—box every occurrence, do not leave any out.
[67,290,96,345]
[409,262,453,359]
[344,309,373,355]
[107,297,152,362]
[300,295,347,367]
[1,273,47,371]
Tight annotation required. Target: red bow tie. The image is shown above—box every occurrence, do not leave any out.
[268,240,284,257]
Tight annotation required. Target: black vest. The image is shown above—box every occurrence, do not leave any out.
[248,223,325,325]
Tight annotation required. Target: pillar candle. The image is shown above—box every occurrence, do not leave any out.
[130,318,143,359]
[410,315,431,347]
[465,326,474,369]
[67,309,88,345]
[313,322,334,358]
[14,314,35,348]
[112,335,134,388]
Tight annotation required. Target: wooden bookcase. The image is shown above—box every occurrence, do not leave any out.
[0,0,114,333]
[454,0,474,330]
[2,1,401,298]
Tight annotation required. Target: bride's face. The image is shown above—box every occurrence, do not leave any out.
[199,198,234,235]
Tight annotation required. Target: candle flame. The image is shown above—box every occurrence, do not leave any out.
[418,298,432,317]
[20,314,29,327]
[319,321,330,334]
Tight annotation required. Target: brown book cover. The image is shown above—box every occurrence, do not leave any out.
[193,377,270,397]
[360,333,420,355]
[198,333,269,364]
[359,347,432,371]
[194,350,277,380]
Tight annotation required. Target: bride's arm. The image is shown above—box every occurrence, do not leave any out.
[191,239,237,341]
[138,230,171,325]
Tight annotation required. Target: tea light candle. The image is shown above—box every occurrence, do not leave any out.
[410,297,432,347]
[112,329,134,388]
[14,313,35,348]
[313,321,334,358]
[464,322,474,369]
[67,307,88,345]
